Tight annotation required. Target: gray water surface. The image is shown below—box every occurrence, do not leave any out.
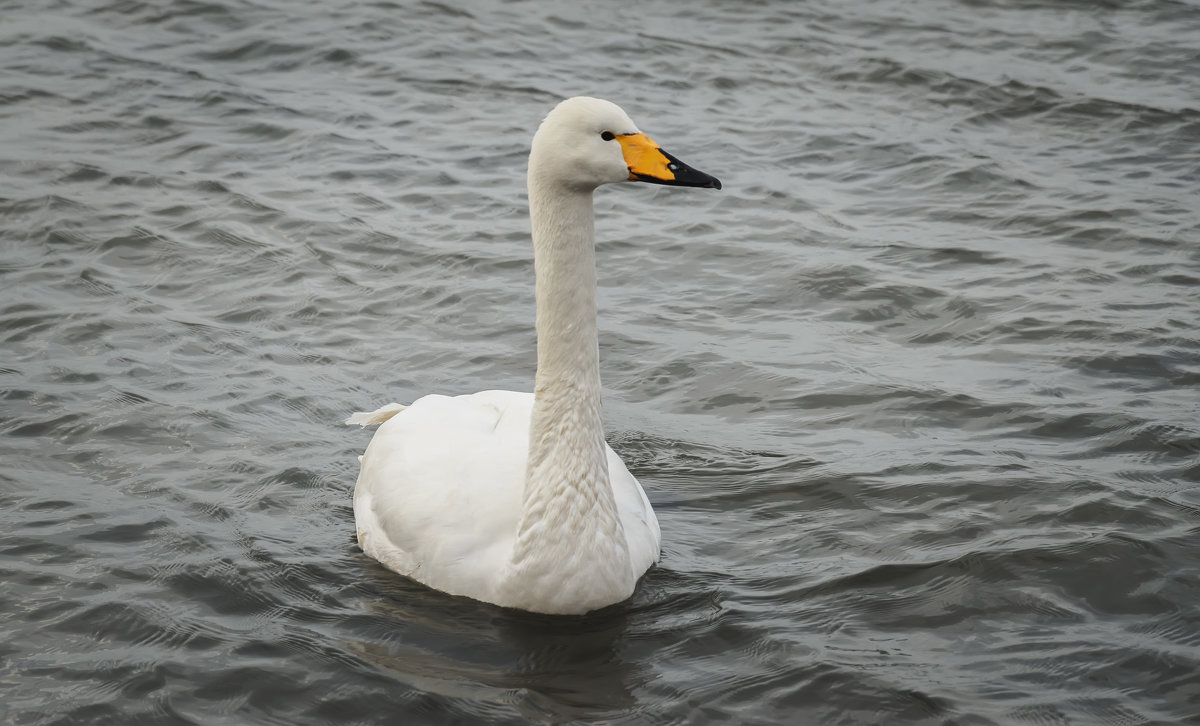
[2,0,1199,724]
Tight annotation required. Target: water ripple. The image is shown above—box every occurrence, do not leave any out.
[2,0,1199,723]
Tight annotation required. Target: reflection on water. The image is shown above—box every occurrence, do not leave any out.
[350,570,644,722]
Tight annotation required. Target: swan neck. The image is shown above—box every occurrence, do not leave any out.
[526,180,605,487]
[530,183,600,393]
[503,178,633,611]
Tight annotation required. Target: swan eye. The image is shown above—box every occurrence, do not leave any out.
[600,131,615,141]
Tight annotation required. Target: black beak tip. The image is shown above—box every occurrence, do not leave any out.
[656,149,722,190]
[684,171,721,190]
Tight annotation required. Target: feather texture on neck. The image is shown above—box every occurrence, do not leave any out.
[502,177,634,611]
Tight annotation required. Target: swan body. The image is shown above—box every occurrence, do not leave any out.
[348,97,720,615]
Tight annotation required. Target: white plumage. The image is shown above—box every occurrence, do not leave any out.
[347,97,720,614]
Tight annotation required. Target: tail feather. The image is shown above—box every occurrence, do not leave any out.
[345,402,407,427]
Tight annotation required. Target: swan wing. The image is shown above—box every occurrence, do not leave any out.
[606,445,661,578]
[351,390,661,603]
[352,390,533,602]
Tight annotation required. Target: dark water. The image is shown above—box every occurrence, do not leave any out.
[3,0,1199,723]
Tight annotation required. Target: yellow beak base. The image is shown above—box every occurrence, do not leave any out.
[616,132,721,189]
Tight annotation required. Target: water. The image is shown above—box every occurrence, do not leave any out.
[2,0,1198,723]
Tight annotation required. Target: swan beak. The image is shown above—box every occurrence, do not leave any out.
[617,132,722,190]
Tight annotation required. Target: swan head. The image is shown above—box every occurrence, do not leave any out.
[529,96,721,192]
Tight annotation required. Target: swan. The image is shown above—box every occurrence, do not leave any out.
[346,96,720,615]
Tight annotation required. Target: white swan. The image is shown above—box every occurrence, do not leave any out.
[346,97,720,615]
